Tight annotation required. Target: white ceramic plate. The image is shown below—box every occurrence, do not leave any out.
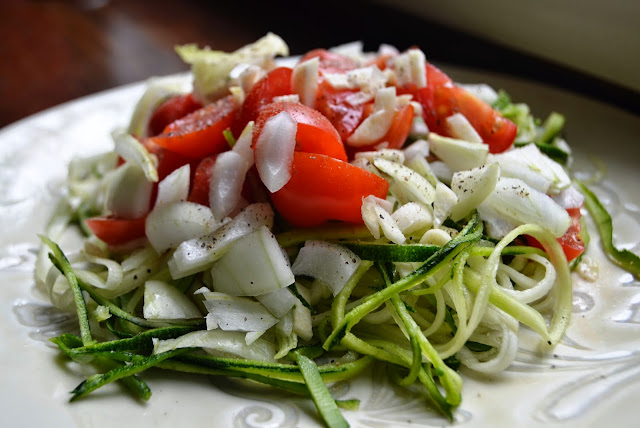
[1,67,639,428]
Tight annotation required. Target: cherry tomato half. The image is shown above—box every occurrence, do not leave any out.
[253,102,347,161]
[147,93,203,137]
[412,63,517,154]
[149,95,236,158]
[270,152,389,227]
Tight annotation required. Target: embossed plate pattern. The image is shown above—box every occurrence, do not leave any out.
[1,67,639,427]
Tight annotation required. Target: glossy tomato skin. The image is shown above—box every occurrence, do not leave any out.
[149,95,236,158]
[85,216,146,246]
[315,82,366,143]
[253,102,347,161]
[270,152,389,227]
[236,67,293,133]
[147,93,202,137]
[412,63,517,154]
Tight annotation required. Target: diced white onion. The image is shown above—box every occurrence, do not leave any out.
[112,129,158,182]
[457,83,499,105]
[168,203,274,279]
[445,113,483,144]
[428,133,488,172]
[201,292,278,332]
[210,151,251,220]
[209,225,294,296]
[433,182,458,227]
[291,241,362,296]
[143,280,201,319]
[392,48,427,88]
[155,164,190,208]
[373,157,436,205]
[361,195,405,244]
[146,201,221,254]
[355,148,405,165]
[551,184,585,210]
[254,111,297,193]
[347,87,397,146]
[449,163,501,221]
[105,163,153,219]
[255,287,298,318]
[478,177,571,238]
[403,139,429,163]
[391,202,434,234]
[488,144,571,194]
[291,56,319,108]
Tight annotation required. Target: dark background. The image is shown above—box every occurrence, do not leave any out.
[1,0,637,129]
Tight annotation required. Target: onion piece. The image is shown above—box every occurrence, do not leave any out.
[391,202,434,234]
[445,113,483,144]
[146,201,221,254]
[168,203,274,279]
[488,144,571,194]
[256,287,298,318]
[112,128,158,182]
[478,177,571,238]
[209,151,250,220]
[254,111,297,193]
[143,280,202,320]
[361,195,406,244]
[105,163,153,219]
[428,133,488,172]
[450,163,500,221]
[200,292,278,332]
[373,157,436,205]
[291,241,362,295]
[347,87,397,146]
[209,225,295,296]
[155,164,190,207]
[154,330,277,362]
[392,48,427,88]
[433,182,458,227]
[292,56,319,108]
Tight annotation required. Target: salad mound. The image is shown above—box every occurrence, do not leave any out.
[36,33,640,427]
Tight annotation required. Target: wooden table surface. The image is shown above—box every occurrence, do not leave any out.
[1,0,637,129]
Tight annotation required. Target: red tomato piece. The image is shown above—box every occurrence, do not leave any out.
[270,152,389,227]
[149,95,236,158]
[142,139,196,181]
[147,93,203,137]
[413,63,517,153]
[85,216,146,246]
[315,82,367,143]
[236,67,293,133]
[187,155,218,206]
[300,49,357,74]
[253,102,347,161]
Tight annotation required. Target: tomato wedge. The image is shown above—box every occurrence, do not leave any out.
[412,63,517,153]
[149,95,236,158]
[270,152,389,227]
[315,82,367,143]
[253,102,347,161]
[236,67,293,133]
[85,216,146,246]
[147,93,203,137]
